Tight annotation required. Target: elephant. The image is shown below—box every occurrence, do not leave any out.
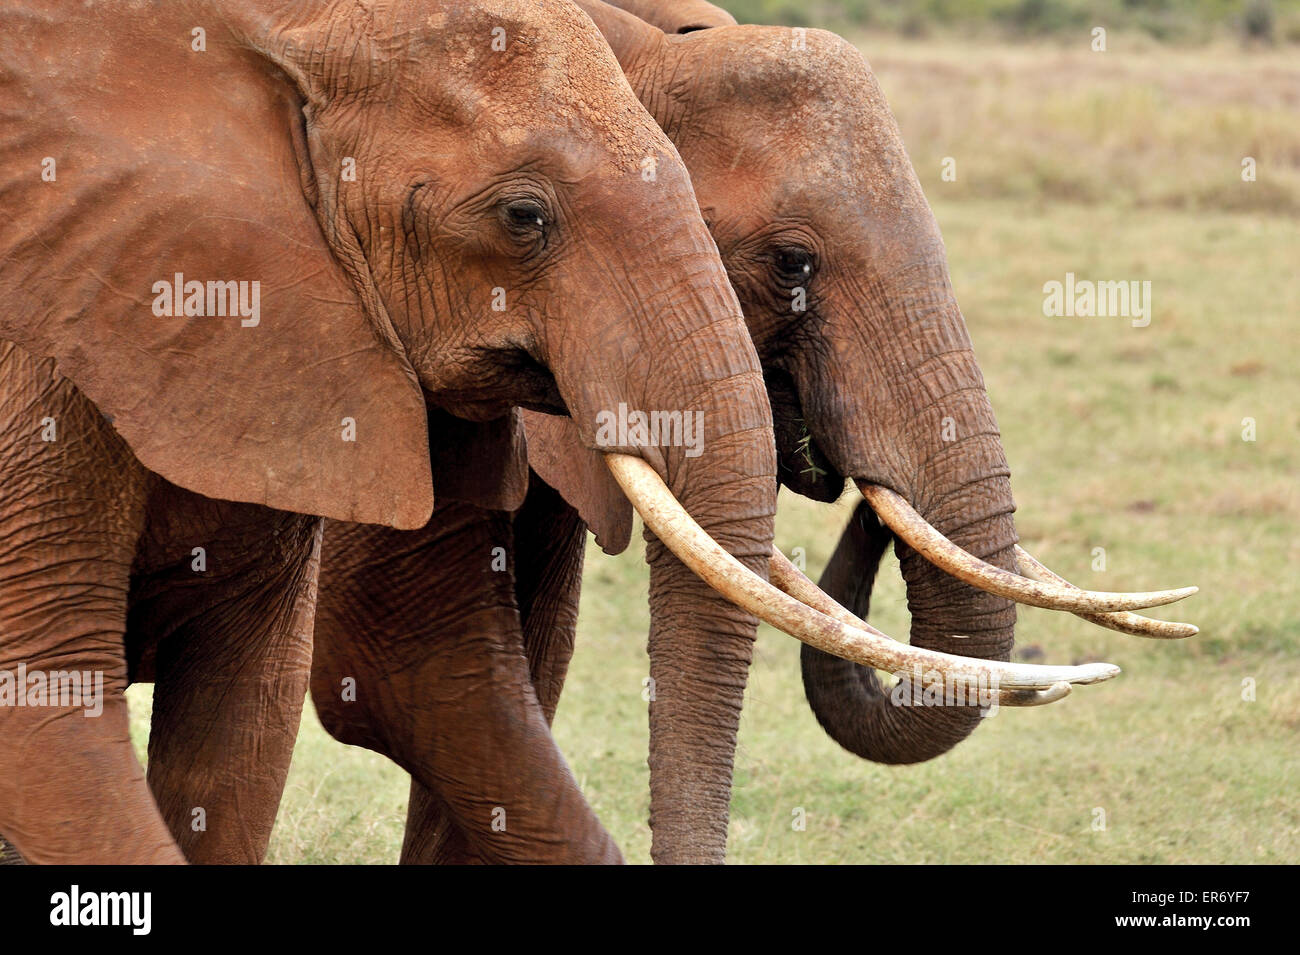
[0,0,809,864]
[308,0,1196,864]
[551,0,1196,760]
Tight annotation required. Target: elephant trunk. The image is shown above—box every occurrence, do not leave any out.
[641,375,775,863]
[550,226,777,862]
[628,312,776,863]
[800,276,1019,764]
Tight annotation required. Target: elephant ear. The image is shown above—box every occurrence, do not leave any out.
[0,5,432,529]
[521,411,633,554]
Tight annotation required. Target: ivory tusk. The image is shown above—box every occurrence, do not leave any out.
[994,682,1072,706]
[858,483,1197,614]
[769,548,1075,708]
[605,453,1119,690]
[1014,545,1198,639]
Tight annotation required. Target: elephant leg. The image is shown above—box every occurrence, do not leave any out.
[314,502,620,864]
[0,342,182,864]
[515,472,588,721]
[400,781,477,864]
[128,488,322,864]
[401,472,589,863]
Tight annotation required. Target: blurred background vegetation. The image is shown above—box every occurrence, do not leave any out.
[826,31,1300,217]
[719,0,1300,44]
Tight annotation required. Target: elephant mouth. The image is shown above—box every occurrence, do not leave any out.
[765,368,843,502]
[432,346,568,421]
[490,346,568,417]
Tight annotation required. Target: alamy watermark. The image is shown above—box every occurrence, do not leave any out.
[50,885,150,935]
[594,402,704,458]
[889,663,1000,716]
[1042,272,1151,328]
[151,272,260,327]
[0,664,103,717]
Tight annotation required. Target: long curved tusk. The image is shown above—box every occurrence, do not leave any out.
[606,453,1119,690]
[858,483,1197,613]
[996,682,1072,706]
[769,548,1073,707]
[1013,546,1198,639]
[767,546,876,632]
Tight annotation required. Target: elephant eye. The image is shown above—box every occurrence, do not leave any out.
[501,199,548,237]
[773,246,815,285]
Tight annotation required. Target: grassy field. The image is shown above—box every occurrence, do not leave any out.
[130,32,1300,864]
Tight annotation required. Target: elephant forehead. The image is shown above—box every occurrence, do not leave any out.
[678,31,930,225]
[697,26,876,106]
[683,30,890,152]
[375,0,670,172]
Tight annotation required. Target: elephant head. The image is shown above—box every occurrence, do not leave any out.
[643,18,1026,763]
[0,0,773,520]
[535,1,1197,767]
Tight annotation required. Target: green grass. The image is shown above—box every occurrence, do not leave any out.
[127,34,1299,864]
